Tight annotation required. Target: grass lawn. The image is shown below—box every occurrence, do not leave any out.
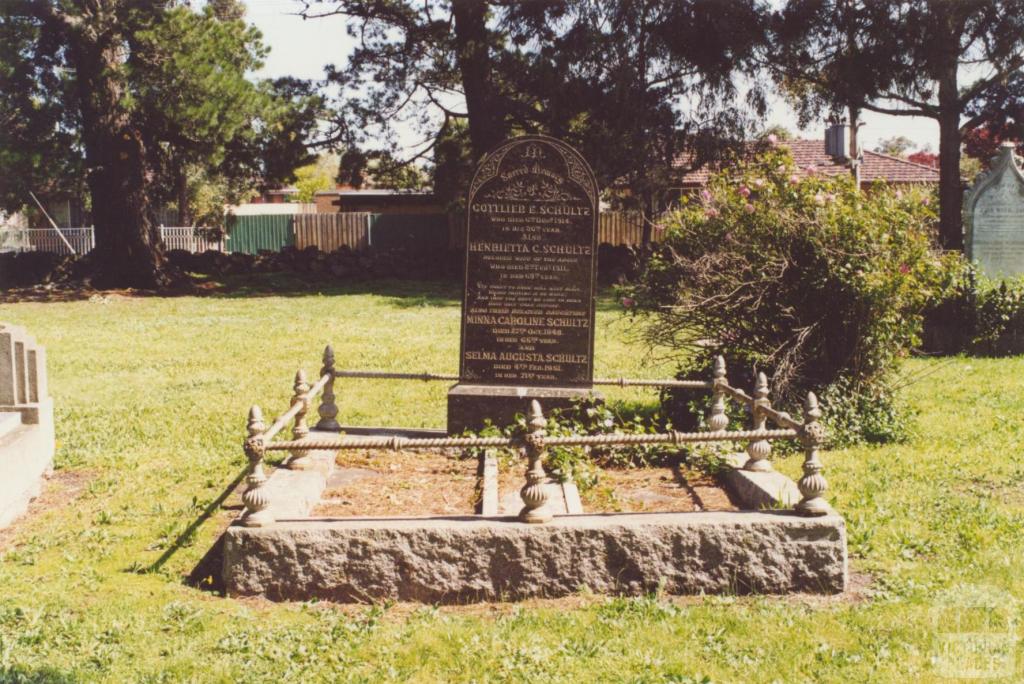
[0,279,1022,683]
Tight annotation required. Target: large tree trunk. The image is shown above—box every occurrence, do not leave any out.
[936,60,964,250]
[452,0,502,159]
[176,167,192,227]
[70,28,167,288]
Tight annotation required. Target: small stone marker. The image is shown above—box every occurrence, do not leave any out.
[448,135,600,433]
[964,142,1024,279]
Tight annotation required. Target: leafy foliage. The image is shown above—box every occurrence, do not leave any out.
[466,399,675,494]
[770,0,1024,249]
[306,0,764,225]
[0,1,318,284]
[623,146,957,443]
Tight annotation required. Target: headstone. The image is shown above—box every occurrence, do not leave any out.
[448,136,600,433]
[964,142,1024,279]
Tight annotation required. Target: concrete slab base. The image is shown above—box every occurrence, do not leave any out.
[223,512,847,602]
[0,398,55,529]
[222,439,847,601]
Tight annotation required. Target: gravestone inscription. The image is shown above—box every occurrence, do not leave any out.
[448,136,600,433]
[965,142,1024,279]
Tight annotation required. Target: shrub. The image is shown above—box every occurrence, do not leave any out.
[922,264,1024,356]
[623,145,957,444]
[463,400,676,493]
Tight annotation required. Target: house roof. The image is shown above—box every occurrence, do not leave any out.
[314,189,434,197]
[674,139,941,187]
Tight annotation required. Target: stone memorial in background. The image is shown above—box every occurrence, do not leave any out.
[0,323,54,528]
[964,141,1024,279]
[448,135,600,433]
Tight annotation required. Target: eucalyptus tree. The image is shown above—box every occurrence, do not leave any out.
[0,1,317,287]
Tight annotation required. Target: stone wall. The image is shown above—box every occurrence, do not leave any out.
[0,324,55,528]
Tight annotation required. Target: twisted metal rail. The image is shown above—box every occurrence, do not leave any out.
[333,367,711,390]
[262,428,799,452]
[239,347,831,528]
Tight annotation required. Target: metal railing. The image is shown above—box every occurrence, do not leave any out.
[239,347,831,527]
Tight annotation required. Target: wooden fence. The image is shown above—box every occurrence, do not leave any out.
[293,213,371,252]
[598,211,644,246]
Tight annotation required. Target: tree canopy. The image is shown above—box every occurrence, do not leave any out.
[771,0,1024,249]
[0,0,318,286]
[304,0,765,234]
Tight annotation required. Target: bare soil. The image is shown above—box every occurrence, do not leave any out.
[580,464,738,513]
[311,449,479,517]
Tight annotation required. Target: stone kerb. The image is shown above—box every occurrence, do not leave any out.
[0,323,55,529]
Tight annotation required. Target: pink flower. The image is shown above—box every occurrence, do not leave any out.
[753,178,765,188]
[895,190,904,200]
[776,164,787,173]
[621,297,635,309]
[827,192,837,202]
[744,203,755,214]
[788,174,800,185]
[767,134,778,144]
[738,185,751,198]
[805,165,818,175]
[705,207,720,218]
[654,222,666,233]
[899,264,910,275]
[700,189,713,202]
[922,196,931,206]
[813,192,826,206]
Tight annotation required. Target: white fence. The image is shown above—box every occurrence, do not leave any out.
[158,227,226,253]
[0,226,224,255]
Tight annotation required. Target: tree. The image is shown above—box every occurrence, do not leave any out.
[875,136,915,157]
[305,0,765,243]
[0,1,316,287]
[294,154,339,203]
[772,0,1024,250]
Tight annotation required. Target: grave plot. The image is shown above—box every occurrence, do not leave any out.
[219,348,847,604]
[219,135,846,603]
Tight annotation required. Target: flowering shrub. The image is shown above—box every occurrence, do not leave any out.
[927,265,1024,356]
[623,146,958,444]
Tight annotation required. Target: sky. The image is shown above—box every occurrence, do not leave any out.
[243,0,942,155]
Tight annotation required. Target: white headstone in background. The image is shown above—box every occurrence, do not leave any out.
[964,142,1024,279]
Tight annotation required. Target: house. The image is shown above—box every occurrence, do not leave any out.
[249,186,300,204]
[313,188,444,214]
[672,127,940,193]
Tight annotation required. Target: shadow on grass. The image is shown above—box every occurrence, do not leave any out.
[5,272,633,309]
[0,666,79,683]
[137,465,249,594]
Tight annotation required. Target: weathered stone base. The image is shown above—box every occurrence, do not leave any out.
[447,383,601,433]
[223,511,847,602]
[0,399,55,529]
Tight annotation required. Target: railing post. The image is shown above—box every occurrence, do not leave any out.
[316,345,340,430]
[287,370,313,470]
[519,400,552,524]
[744,371,773,472]
[708,355,729,431]
[242,405,274,527]
[796,392,829,516]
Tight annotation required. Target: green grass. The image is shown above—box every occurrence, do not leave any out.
[0,280,1022,683]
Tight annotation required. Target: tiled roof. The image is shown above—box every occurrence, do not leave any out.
[674,139,940,186]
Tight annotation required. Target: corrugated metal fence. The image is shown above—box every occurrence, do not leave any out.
[224,215,294,254]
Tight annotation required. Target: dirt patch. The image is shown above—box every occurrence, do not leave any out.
[0,467,94,550]
[311,449,479,517]
[581,465,737,514]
